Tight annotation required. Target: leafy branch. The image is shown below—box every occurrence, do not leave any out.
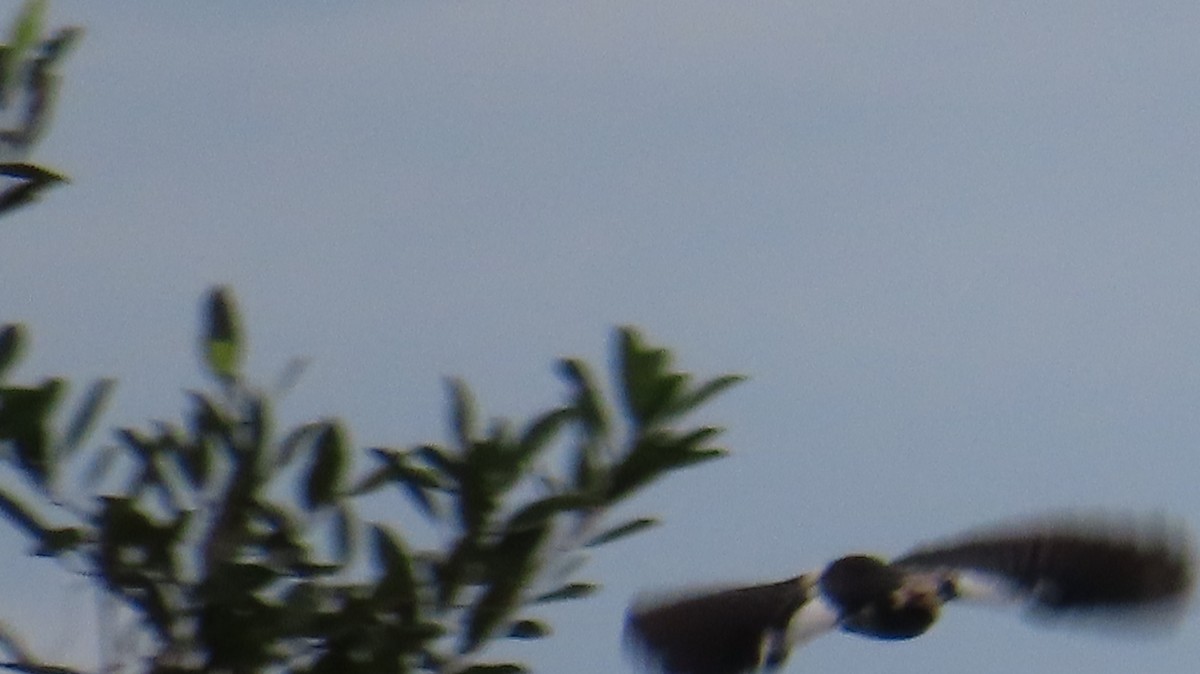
[0,287,741,673]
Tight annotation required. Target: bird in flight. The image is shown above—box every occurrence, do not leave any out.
[625,514,1193,674]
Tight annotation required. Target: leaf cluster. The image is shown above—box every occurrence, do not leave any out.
[0,287,741,673]
[0,0,77,217]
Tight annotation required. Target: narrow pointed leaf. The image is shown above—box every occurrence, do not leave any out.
[0,488,49,541]
[507,619,550,640]
[0,162,65,182]
[556,358,607,434]
[352,447,442,519]
[460,665,527,674]
[606,430,727,502]
[303,424,346,510]
[507,493,594,531]
[447,377,475,453]
[515,407,574,461]
[0,379,63,487]
[371,525,417,621]
[277,421,324,468]
[331,503,355,565]
[534,582,596,603]
[0,324,22,378]
[584,517,659,547]
[60,378,114,458]
[7,1,45,78]
[201,286,242,381]
[667,374,745,419]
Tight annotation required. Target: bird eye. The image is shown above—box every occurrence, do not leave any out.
[936,576,957,601]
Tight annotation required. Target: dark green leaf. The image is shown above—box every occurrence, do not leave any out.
[556,358,607,434]
[506,619,550,640]
[515,406,574,463]
[447,377,475,453]
[416,443,460,481]
[0,378,63,487]
[277,420,323,468]
[201,286,242,381]
[188,391,231,447]
[303,423,346,510]
[506,493,594,531]
[352,447,442,519]
[605,429,727,502]
[0,324,22,378]
[59,378,114,458]
[0,487,49,542]
[243,394,270,458]
[463,525,548,651]
[370,525,417,621]
[504,618,549,638]
[534,582,596,603]
[617,326,675,427]
[584,517,659,547]
[667,374,745,419]
[331,503,355,565]
[460,665,527,674]
[0,163,65,183]
[6,1,44,85]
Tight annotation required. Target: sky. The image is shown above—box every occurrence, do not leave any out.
[2,1,1200,672]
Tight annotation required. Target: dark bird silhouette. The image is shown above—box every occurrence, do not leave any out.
[626,514,1193,674]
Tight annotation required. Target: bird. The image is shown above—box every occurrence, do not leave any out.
[625,513,1193,674]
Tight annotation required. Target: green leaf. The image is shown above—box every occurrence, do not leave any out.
[416,443,460,481]
[515,406,574,462]
[0,163,66,183]
[617,326,673,427]
[0,487,50,542]
[668,373,745,418]
[277,421,324,468]
[0,378,63,487]
[463,525,548,651]
[506,493,594,531]
[533,582,596,603]
[303,423,346,510]
[6,0,45,86]
[584,517,659,547]
[447,377,475,453]
[331,503,355,565]
[201,286,242,381]
[0,324,22,378]
[556,358,607,434]
[460,665,527,674]
[59,378,114,458]
[605,428,727,503]
[370,525,417,622]
[352,447,442,519]
[507,619,550,640]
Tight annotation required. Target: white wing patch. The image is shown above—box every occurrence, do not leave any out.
[950,569,1025,605]
[784,593,840,648]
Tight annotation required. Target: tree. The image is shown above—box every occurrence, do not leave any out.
[0,4,741,671]
[0,286,741,673]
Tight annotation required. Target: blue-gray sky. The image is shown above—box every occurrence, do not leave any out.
[3,1,1200,672]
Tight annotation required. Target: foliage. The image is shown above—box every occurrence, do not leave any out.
[0,287,741,673]
[0,0,79,217]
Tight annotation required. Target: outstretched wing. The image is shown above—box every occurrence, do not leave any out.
[626,574,837,674]
[894,514,1193,624]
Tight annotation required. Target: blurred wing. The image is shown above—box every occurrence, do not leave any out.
[626,574,837,674]
[894,513,1194,625]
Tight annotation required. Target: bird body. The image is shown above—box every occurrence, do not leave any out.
[626,514,1193,673]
